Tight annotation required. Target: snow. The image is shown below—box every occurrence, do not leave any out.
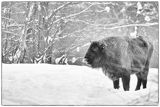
[105,6,110,13]
[76,47,80,52]
[2,64,158,105]
[145,16,151,22]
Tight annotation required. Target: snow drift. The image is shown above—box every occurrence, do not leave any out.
[2,64,158,105]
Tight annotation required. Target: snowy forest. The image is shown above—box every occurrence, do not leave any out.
[2,1,159,105]
[2,1,159,67]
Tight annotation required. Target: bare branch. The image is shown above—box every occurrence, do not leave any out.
[47,2,80,32]
[103,22,159,29]
[48,2,74,21]
[11,12,25,14]
[54,2,72,14]
[7,24,25,27]
[52,3,96,24]
[70,26,88,35]
[2,30,19,36]
[2,17,15,21]
[51,2,114,24]
[69,19,119,27]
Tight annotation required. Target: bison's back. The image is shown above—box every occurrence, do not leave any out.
[127,37,153,72]
[100,36,152,73]
[101,37,132,69]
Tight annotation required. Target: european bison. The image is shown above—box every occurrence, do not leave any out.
[84,36,153,91]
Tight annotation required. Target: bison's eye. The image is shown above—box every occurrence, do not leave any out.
[92,46,99,52]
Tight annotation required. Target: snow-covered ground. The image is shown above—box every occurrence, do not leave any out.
[2,64,158,105]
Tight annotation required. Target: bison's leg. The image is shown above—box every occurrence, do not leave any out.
[135,71,149,90]
[135,60,150,90]
[135,72,148,90]
[135,73,142,90]
[142,79,147,88]
[122,75,130,91]
[142,60,150,89]
[113,79,119,89]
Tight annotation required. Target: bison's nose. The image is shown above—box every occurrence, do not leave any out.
[84,53,89,59]
[84,55,89,62]
[84,56,87,61]
[84,57,88,61]
[84,55,89,61]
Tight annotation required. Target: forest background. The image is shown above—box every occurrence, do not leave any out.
[1,1,159,68]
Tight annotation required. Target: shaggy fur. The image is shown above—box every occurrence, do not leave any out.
[85,36,153,91]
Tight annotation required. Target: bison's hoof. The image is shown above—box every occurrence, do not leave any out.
[114,85,120,89]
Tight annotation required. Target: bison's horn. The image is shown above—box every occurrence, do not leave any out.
[99,42,105,49]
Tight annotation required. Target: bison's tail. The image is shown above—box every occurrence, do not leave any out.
[144,42,154,71]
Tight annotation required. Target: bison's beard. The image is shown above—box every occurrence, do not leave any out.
[90,57,103,68]
[85,53,122,80]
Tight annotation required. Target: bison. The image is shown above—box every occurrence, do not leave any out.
[84,36,153,91]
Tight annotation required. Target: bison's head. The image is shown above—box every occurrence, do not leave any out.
[84,41,105,68]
